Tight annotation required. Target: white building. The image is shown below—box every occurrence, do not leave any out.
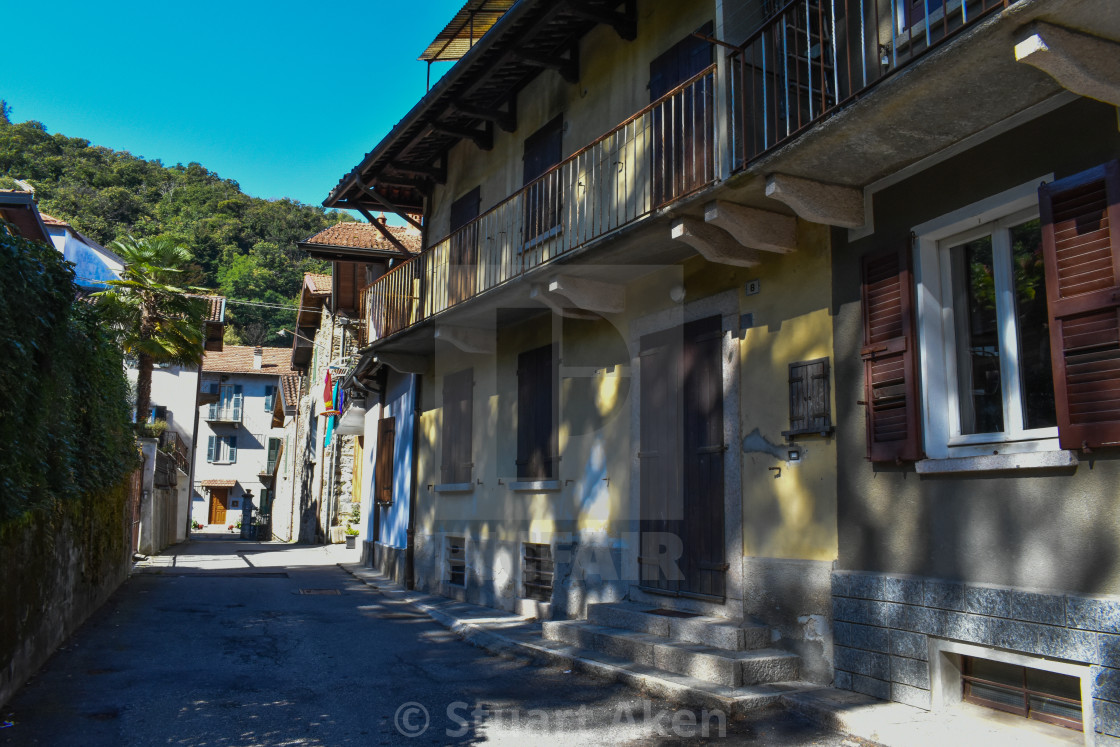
[192,346,298,531]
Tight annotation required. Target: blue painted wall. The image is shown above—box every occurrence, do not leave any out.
[377,371,414,550]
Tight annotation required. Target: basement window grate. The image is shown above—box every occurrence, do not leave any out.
[961,655,1083,731]
[522,543,553,602]
[447,536,466,587]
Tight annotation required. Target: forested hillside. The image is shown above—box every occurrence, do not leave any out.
[0,105,349,344]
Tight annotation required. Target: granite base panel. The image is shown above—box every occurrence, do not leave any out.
[832,570,1120,739]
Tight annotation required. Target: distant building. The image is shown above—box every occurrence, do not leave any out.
[193,346,297,532]
[40,213,123,291]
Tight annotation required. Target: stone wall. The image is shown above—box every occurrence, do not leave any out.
[0,475,136,707]
[832,570,1120,740]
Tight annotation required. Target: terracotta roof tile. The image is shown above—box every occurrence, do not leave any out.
[303,221,422,254]
[38,212,68,227]
[200,479,237,488]
[202,345,297,375]
[191,295,226,323]
[280,374,301,410]
[305,273,332,295]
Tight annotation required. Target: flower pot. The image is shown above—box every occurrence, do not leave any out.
[345,535,357,550]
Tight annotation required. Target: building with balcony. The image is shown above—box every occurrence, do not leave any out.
[192,346,298,530]
[281,224,423,555]
[326,0,1120,738]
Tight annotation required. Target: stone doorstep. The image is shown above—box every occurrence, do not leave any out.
[543,620,799,688]
[586,602,771,651]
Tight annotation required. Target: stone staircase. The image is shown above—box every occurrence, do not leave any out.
[541,602,804,704]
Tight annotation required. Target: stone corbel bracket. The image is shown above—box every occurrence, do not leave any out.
[1015,22,1120,106]
[704,200,797,254]
[434,325,495,354]
[671,217,761,267]
[765,173,864,229]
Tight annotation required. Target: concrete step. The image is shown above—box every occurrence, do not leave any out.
[542,620,800,688]
[587,602,770,651]
[526,635,815,717]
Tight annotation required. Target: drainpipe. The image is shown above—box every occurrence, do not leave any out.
[405,372,422,590]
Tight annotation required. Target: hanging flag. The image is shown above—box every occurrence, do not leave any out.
[320,370,340,417]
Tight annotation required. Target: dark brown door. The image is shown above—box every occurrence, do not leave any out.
[639,316,726,599]
[375,417,396,504]
[650,23,714,207]
[522,116,563,248]
[208,488,228,525]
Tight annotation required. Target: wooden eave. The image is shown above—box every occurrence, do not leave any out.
[324,0,635,216]
[296,240,411,262]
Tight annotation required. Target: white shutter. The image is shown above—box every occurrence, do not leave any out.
[233,385,243,421]
[228,436,237,464]
[207,435,216,462]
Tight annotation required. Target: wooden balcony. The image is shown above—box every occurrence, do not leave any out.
[361,66,718,343]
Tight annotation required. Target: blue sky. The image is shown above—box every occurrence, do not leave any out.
[4,0,464,209]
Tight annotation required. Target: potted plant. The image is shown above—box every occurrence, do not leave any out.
[344,524,359,549]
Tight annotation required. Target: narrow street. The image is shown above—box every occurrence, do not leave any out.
[0,537,862,746]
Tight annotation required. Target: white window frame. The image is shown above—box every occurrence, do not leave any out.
[914,176,1059,461]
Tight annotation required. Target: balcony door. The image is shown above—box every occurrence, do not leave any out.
[522,115,563,252]
[650,23,713,207]
[449,186,480,307]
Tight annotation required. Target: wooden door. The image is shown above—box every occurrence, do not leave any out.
[208,488,228,525]
[638,316,726,599]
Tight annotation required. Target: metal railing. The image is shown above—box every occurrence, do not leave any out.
[205,405,242,423]
[363,66,718,341]
[730,0,1015,166]
[158,429,190,474]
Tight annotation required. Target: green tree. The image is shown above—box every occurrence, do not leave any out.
[95,237,209,428]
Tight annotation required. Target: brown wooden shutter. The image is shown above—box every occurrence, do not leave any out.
[516,345,557,479]
[441,368,473,484]
[860,248,922,462]
[1039,160,1120,450]
[375,416,396,504]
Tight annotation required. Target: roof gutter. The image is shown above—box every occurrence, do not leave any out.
[324,0,538,208]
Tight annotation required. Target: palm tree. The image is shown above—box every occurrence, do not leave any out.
[95,237,208,431]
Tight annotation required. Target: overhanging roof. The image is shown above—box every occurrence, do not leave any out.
[0,191,51,244]
[324,0,636,215]
[419,0,516,62]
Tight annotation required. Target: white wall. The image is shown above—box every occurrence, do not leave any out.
[191,372,287,527]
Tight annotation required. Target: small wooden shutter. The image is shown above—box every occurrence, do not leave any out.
[1039,160,1120,450]
[860,248,922,461]
[375,416,396,504]
[441,368,474,484]
[516,345,557,479]
[264,385,275,411]
[207,435,216,462]
[232,385,243,421]
[227,436,237,464]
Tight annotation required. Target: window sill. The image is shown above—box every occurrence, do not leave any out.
[434,483,474,494]
[916,450,1078,474]
[509,479,562,493]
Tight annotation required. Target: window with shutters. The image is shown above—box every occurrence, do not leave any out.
[441,368,473,485]
[913,177,1060,460]
[264,385,276,411]
[374,416,396,504]
[516,344,558,479]
[784,358,832,437]
[206,434,238,463]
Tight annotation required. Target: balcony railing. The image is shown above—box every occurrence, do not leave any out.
[157,430,190,474]
[363,65,718,342]
[730,0,1016,166]
[205,405,242,423]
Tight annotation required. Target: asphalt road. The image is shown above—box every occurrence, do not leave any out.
[0,537,870,746]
